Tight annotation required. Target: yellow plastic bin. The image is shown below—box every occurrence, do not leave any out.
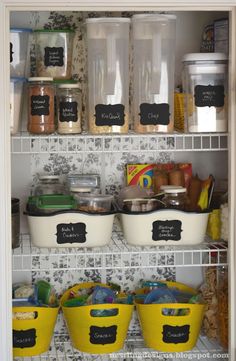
[61,282,134,354]
[13,305,59,357]
[135,281,205,352]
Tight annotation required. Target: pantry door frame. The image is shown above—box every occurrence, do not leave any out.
[0,1,236,361]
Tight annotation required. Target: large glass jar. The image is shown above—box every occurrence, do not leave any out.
[33,175,66,196]
[162,187,188,210]
[217,264,228,349]
[57,82,81,134]
[27,77,55,134]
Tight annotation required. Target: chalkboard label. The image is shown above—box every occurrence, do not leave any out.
[194,85,225,107]
[56,222,87,244]
[162,325,190,344]
[139,103,170,125]
[152,220,182,241]
[59,101,78,122]
[31,95,50,116]
[10,42,13,63]
[13,328,37,348]
[90,325,117,345]
[44,47,64,67]
[95,104,125,126]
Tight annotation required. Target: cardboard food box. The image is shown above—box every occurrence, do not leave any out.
[126,164,156,189]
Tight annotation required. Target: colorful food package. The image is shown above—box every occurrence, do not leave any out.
[126,164,156,189]
[153,163,192,193]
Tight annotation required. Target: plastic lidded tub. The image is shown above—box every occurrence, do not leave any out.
[10,77,26,134]
[34,29,75,79]
[77,194,114,213]
[31,194,77,214]
[10,28,32,77]
[182,52,228,133]
[123,198,161,212]
[66,174,101,190]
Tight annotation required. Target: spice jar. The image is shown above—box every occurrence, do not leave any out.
[217,263,228,349]
[33,175,67,196]
[57,82,81,134]
[27,77,55,134]
[162,187,188,210]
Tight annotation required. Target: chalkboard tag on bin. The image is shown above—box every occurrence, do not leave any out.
[162,324,190,344]
[194,85,225,108]
[90,325,117,345]
[13,328,37,348]
[56,222,87,244]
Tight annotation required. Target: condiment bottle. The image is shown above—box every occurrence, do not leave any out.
[162,187,188,210]
[57,82,82,134]
[27,77,55,134]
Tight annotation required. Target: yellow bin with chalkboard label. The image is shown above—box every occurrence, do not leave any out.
[135,281,205,352]
[13,306,59,357]
[61,283,134,354]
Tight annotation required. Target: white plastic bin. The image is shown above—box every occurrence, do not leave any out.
[10,28,32,77]
[27,211,116,248]
[120,209,209,246]
[182,53,228,133]
[86,18,130,134]
[34,29,74,79]
[10,77,25,135]
[132,14,176,133]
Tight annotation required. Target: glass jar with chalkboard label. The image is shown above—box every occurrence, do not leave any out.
[132,14,176,133]
[57,82,81,134]
[162,187,188,210]
[27,77,55,134]
[182,53,228,133]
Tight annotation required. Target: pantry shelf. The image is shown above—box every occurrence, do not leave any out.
[13,334,228,361]
[11,132,228,154]
[12,233,228,271]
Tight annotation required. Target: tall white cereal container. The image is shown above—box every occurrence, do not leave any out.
[132,14,176,133]
[86,18,130,134]
[182,53,228,133]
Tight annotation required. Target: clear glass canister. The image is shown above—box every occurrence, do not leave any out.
[33,175,66,196]
[57,82,81,134]
[162,187,188,210]
[27,77,55,134]
[34,29,74,80]
[182,53,228,133]
[86,18,130,134]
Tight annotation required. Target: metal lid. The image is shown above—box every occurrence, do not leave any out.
[39,175,59,180]
[58,83,80,89]
[28,77,53,82]
[160,185,184,191]
[182,52,227,62]
[164,188,187,194]
[86,17,131,24]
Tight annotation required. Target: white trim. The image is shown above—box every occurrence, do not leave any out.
[0,4,13,361]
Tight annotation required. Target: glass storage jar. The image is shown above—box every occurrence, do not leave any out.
[28,77,55,134]
[162,187,188,210]
[33,175,66,196]
[57,82,81,134]
[217,263,228,349]
[10,28,32,77]
[182,53,228,132]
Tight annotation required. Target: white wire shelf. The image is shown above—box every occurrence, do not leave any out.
[12,232,228,271]
[11,132,228,154]
[13,334,228,361]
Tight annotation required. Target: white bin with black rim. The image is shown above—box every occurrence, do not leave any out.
[26,210,116,248]
[120,209,209,246]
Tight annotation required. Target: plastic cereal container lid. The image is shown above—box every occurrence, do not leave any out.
[182,53,227,62]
